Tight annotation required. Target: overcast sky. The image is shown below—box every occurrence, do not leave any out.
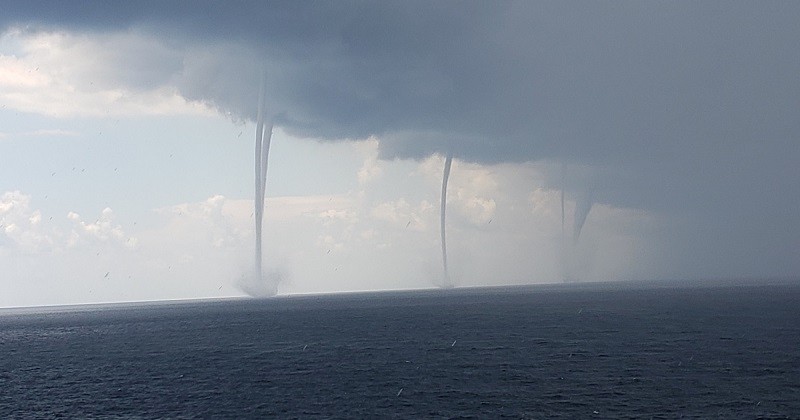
[1,1,798,307]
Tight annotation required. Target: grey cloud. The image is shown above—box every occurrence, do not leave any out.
[3,1,799,276]
[6,3,796,158]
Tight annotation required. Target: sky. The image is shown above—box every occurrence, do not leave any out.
[1,1,799,307]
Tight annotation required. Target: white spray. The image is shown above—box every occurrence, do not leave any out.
[440,154,453,288]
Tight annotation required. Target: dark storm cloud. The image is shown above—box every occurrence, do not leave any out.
[3,1,799,275]
[4,2,797,158]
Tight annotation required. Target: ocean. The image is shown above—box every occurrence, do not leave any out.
[1,282,798,418]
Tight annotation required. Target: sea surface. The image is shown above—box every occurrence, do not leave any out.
[1,282,799,418]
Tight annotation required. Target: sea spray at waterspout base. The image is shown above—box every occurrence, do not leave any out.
[239,268,282,298]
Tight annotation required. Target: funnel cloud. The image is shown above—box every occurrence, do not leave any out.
[440,154,453,288]
[253,72,276,295]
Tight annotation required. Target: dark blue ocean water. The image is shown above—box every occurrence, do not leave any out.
[1,282,799,418]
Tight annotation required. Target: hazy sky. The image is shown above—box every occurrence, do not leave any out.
[1,1,798,306]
